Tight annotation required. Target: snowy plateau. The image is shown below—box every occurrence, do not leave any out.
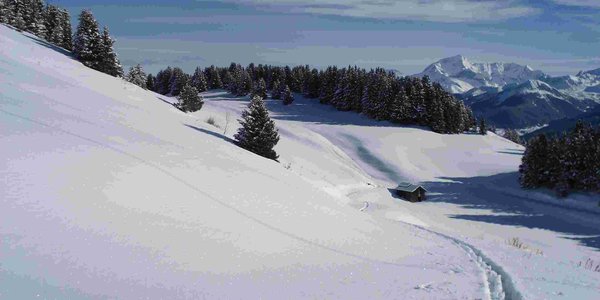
[1,25,600,299]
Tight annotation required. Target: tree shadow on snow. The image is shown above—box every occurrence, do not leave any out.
[497,149,525,156]
[263,95,429,129]
[204,91,249,102]
[23,34,75,59]
[423,172,600,250]
[184,124,235,144]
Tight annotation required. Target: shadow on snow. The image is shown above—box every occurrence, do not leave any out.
[184,124,236,144]
[423,172,600,250]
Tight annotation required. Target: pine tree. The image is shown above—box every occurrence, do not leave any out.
[44,5,62,45]
[251,78,267,99]
[479,118,487,135]
[178,84,203,112]
[271,80,281,99]
[191,67,208,92]
[73,10,103,70]
[234,96,280,161]
[126,64,147,89]
[146,73,156,92]
[0,0,8,24]
[503,129,523,145]
[25,0,46,37]
[9,0,26,30]
[282,85,294,105]
[169,67,188,96]
[156,67,173,95]
[99,26,123,77]
[306,68,320,98]
[59,8,72,50]
[519,134,549,189]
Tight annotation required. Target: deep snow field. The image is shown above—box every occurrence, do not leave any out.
[1,25,599,299]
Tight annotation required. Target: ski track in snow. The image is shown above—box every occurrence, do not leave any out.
[404,223,522,300]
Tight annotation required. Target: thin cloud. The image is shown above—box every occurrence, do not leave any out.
[227,0,539,22]
[552,0,600,8]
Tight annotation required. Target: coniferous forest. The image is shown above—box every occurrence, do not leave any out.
[152,63,477,134]
[519,121,600,197]
[0,0,123,78]
[0,0,72,50]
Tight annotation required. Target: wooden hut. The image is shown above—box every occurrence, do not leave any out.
[395,182,427,202]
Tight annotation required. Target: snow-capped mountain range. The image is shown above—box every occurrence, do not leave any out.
[415,55,547,94]
[416,55,600,128]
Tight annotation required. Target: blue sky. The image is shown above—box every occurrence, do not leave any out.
[50,0,600,75]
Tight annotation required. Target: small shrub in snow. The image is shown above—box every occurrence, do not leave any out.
[206,116,220,128]
[578,258,600,272]
[506,237,543,256]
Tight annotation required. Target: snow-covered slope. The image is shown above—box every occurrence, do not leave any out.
[2,25,599,299]
[416,55,547,94]
[0,24,501,299]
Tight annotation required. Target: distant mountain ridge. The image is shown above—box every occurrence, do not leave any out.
[415,55,547,94]
[417,55,600,128]
[523,105,600,139]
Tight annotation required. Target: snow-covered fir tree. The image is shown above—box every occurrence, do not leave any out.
[126,64,147,89]
[0,0,8,24]
[99,26,123,77]
[177,84,204,112]
[503,129,523,145]
[169,67,189,96]
[44,5,63,45]
[251,78,267,99]
[191,67,208,92]
[58,8,72,50]
[73,10,103,70]
[234,96,280,161]
[8,0,26,30]
[271,80,281,99]
[205,65,222,89]
[282,85,294,105]
[479,118,487,135]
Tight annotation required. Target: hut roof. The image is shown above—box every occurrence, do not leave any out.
[395,182,427,193]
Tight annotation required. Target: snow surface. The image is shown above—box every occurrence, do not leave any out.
[2,25,599,299]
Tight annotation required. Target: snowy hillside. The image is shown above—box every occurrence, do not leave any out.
[2,25,599,299]
[415,55,547,94]
[0,24,502,300]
